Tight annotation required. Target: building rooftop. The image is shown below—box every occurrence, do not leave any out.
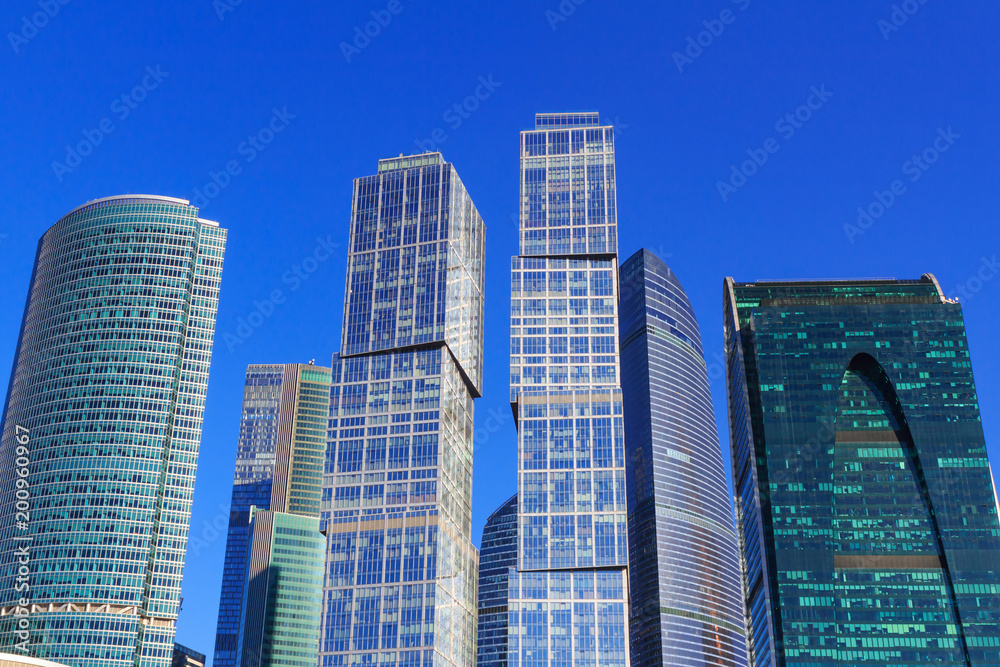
[534,112,602,129]
[378,152,445,173]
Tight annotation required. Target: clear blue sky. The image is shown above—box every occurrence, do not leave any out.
[2,0,998,660]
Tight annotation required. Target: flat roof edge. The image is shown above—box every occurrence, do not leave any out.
[61,194,192,220]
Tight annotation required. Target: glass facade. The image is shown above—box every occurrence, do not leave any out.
[619,250,747,667]
[215,364,331,667]
[214,366,284,667]
[508,114,628,667]
[170,643,205,667]
[319,153,485,667]
[476,494,517,667]
[236,511,325,667]
[724,275,1000,666]
[0,195,227,667]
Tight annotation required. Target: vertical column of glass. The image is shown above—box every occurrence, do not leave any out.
[213,366,284,667]
[508,116,629,667]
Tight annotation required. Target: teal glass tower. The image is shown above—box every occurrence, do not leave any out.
[619,250,747,667]
[724,275,1000,666]
[319,153,485,667]
[0,195,227,667]
[508,113,629,667]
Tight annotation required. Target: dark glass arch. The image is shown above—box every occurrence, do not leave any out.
[832,353,969,665]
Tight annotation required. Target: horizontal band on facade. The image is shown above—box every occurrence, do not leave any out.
[519,392,618,405]
[657,606,744,635]
[655,503,736,539]
[834,554,944,570]
[834,430,901,443]
[477,605,507,616]
[0,603,174,626]
[325,515,442,534]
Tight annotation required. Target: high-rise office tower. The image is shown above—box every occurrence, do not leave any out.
[319,153,485,667]
[507,113,629,667]
[618,250,747,667]
[213,364,329,667]
[214,366,286,667]
[476,494,517,667]
[724,275,1000,666]
[0,195,226,666]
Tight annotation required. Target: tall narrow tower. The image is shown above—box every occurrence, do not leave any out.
[319,153,485,667]
[0,195,227,667]
[213,363,330,667]
[619,250,747,667]
[507,114,629,667]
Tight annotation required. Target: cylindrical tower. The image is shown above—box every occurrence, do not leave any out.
[0,195,227,667]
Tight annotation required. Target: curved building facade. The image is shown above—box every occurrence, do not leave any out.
[619,250,747,667]
[0,195,227,667]
[476,494,517,667]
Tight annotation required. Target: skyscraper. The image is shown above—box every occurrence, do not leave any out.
[507,113,629,667]
[319,152,485,667]
[619,250,747,667]
[214,366,287,667]
[476,494,517,667]
[213,363,330,667]
[724,275,1000,666]
[0,195,227,666]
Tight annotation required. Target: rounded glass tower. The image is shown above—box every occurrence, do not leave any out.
[0,195,226,667]
[620,249,748,667]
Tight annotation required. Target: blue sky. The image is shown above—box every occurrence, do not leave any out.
[2,0,999,660]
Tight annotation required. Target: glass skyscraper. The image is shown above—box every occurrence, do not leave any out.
[0,195,227,667]
[214,366,285,667]
[724,275,1000,666]
[476,494,517,667]
[319,152,485,667]
[618,250,747,667]
[213,363,330,667]
[507,113,628,667]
